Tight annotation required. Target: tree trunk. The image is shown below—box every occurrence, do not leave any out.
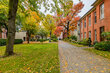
[49,31,52,42]
[5,0,19,56]
[67,21,69,39]
[27,30,30,44]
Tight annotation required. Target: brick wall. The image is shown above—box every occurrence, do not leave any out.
[79,0,110,44]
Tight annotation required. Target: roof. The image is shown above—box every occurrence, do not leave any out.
[92,0,103,6]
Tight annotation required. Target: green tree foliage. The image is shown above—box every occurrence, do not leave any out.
[21,11,40,43]
[0,0,9,33]
[42,14,56,42]
[37,27,48,40]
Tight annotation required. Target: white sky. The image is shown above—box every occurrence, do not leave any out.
[40,0,96,17]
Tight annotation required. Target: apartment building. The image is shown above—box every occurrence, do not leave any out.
[78,0,110,44]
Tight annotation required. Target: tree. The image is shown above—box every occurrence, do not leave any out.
[54,26,63,37]
[5,0,19,56]
[55,1,84,38]
[22,11,40,43]
[42,14,56,42]
[2,0,61,56]
[37,27,48,41]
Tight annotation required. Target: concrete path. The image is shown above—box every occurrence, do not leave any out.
[58,41,110,73]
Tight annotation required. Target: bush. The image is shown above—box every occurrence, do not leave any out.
[0,39,6,46]
[64,38,68,41]
[71,40,77,43]
[14,39,23,44]
[70,35,77,41]
[94,41,110,51]
[39,39,44,42]
[30,39,35,41]
[93,41,98,45]
[78,39,89,46]
[37,39,48,42]
[51,35,57,40]
[53,38,58,42]
[0,39,23,46]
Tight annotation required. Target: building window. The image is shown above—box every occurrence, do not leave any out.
[94,11,97,23]
[81,33,83,40]
[89,31,91,38]
[84,19,86,28]
[89,15,91,26]
[84,32,86,39]
[100,3,104,19]
[81,21,83,29]
[95,30,97,41]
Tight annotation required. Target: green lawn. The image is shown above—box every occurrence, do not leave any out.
[64,40,87,47]
[70,42,87,47]
[85,48,110,59]
[0,43,60,73]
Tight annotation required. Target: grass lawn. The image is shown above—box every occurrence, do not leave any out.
[85,48,110,59]
[64,40,87,47]
[70,42,87,47]
[0,43,60,73]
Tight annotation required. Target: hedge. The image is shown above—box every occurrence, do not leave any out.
[94,41,110,51]
[52,38,58,42]
[0,39,23,46]
[37,39,48,42]
[78,39,89,46]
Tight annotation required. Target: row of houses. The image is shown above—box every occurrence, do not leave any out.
[69,0,110,44]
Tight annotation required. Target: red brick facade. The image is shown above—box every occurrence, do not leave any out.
[79,0,110,44]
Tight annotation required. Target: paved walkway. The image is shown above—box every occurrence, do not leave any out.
[59,41,110,73]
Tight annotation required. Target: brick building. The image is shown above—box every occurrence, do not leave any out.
[78,0,110,44]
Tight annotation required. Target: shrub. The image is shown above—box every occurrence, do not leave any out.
[78,39,89,46]
[30,39,35,41]
[53,38,58,42]
[101,32,110,41]
[63,38,69,41]
[38,39,48,42]
[14,39,23,44]
[51,35,57,40]
[94,41,110,51]
[0,39,23,46]
[93,41,98,45]
[0,39,6,46]
[71,40,77,43]
[70,35,77,41]
[69,39,72,42]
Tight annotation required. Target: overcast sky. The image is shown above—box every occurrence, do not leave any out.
[40,0,96,17]
[77,0,96,17]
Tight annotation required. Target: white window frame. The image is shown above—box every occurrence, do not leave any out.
[89,31,91,38]
[89,15,91,26]
[100,3,104,19]
[84,32,86,39]
[95,30,97,41]
[84,19,86,28]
